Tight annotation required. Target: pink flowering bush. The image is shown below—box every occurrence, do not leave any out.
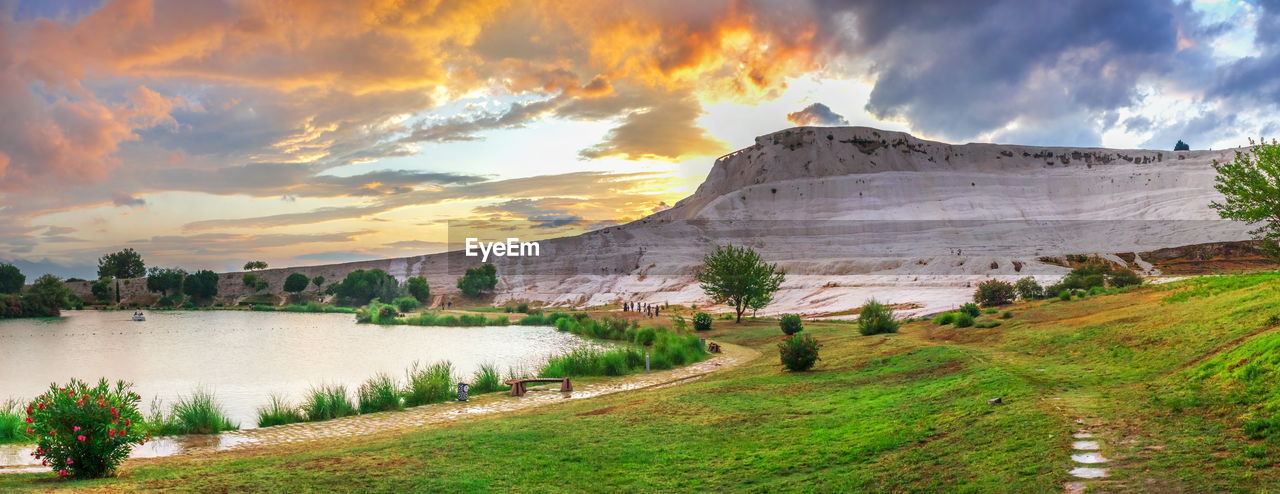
[778,333,821,371]
[26,378,148,479]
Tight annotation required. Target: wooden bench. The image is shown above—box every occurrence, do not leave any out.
[505,377,573,397]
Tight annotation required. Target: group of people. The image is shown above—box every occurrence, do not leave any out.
[622,301,664,318]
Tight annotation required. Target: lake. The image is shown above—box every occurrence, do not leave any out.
[0,310,592,428]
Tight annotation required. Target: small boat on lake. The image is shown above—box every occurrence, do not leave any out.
[132,312,146,322]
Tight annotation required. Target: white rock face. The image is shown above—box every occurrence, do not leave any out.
[290,127,1258,317]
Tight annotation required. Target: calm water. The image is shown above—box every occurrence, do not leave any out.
[0,310,590,428]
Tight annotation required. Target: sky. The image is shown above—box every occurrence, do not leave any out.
[0,0,1277,278]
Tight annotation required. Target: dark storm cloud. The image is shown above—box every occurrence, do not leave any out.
[787,103,850,126]
[1212,0,1280,104]
[810,0,1217,144]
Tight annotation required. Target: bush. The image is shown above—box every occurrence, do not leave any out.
[954,312,975,328]
[778,334,821,371]
[301,385,357,421]
[857,299,899,336]
[632,327,657,346]
[693,312,713,331]
[26,379,147,478]
[457,263,498,297]
[392,296,420,313]
[973,280,1016,306]
[1059,290,1073,301]
[151,388,238,435]
[933,312,956,325]
[1001,311,1013,319]
[0,399,32,444]
[182,270,219,300]
[975,320,1002,329]
[471,363,507,395]
[357,373,403,414]
[1062,261,1112,290]
[1014,277,1044,300]
[959,303,981,317]
[780,314,803,335]
[1108,269,1143,287]
[0,263,23,294]
[407,276,430,303]
[336,269,401,307]
[255,394,305,428]
[283,272,310,295]
[404,361,454,407]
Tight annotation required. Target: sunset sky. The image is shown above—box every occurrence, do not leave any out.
[1,0,1277,278]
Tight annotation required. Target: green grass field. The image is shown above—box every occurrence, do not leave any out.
[7,273,1280,492]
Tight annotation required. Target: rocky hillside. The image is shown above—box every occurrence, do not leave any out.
[74,127,1256,316]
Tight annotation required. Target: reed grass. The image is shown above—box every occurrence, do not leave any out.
[255,393,306,428]
[470,363,508,394]
[357,373,403,413]
[403,361,454,407]
[149,388,239,435]
[301,384,357,421]
[0,398,31,444]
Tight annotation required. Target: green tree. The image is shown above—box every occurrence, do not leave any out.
[311,276,326,290]
[407,276,430,302]
[336,269,400,306]
[182,270,219,300]
[857,299,900,336]
[1174,140,1190,151]
[243,261,268,271]
[1211,139,1280,255]
[25,274,78,316]
[283,272,310,295]
[145,267,187,297]
[97,248,145,304]
[1014,277,1044,300]
[694,245,785,323]
[242,273,268,292]
[973,279,1016,306]
[457,264,497,297]
[0,263,24,294]
[90,278,113,303]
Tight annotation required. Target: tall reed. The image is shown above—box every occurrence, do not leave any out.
[403,361,454,407]
[470,363,508,394]
[301,384,357,421]
[0,398,31,444]
[357,373,403,413]
[148,388,239,435]
[255,393,306,428]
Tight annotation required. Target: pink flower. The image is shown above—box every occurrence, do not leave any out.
[41,460,47,466]
[24,417,32,424]
[72,426,80,432]
[67,391,74,398]
[24,428,32,434]
[108,429,115,437]
[66,458,73,464]
[77,435,86,442]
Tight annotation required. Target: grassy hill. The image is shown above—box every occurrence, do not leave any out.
[7,273,1280,492]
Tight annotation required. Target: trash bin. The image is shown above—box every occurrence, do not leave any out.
[457,382,470,402]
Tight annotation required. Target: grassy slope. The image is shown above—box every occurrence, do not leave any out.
[7,273,1280,492]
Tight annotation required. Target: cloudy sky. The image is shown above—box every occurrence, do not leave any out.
[1,0,1277,277]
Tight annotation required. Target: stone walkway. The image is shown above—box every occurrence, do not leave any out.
[1063,421,1110,493]
[1,342,758,472]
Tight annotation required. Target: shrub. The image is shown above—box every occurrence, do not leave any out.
[181,270,219,300]
[516,302,530,313]
[1108,269,1143,287]
[959,303,981,317]
[1001,311,1013,319]
[403,361,454,407]
[778,334,821,371]
[26,379,147,479]
[457,263,498,297]
[857,299,899,336]
[933,312,956,325]
[392,296,420,313]
[357,373,403,414]
[336,269,401,306]
[1014,277,1044,300]
[954,312,975,328]
[974,280,1016,306]
[283,272,310,295]
[0,399,31,444]
[301,385,357,421]
[669,314,688,332]
[0,263,23,294]
[471,363,507,394]
[153,388,238,435]
[406,276,430,303]
[1058,290,1073,301]
[693,312,713,331]
[632,327,657,346]
[255,394,305,428]
[975,320,1002,329]
[780,314,803,335]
